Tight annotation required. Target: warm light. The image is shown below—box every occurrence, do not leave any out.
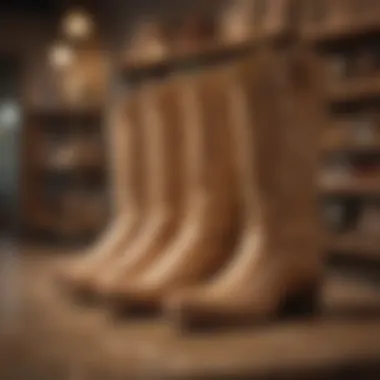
[49,43,74,69]
[62,9,93,40]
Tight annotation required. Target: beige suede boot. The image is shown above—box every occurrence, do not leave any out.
[57,92,145,299]
[165,48,325,330]
[107,70,239,312]
[91,78,185,298]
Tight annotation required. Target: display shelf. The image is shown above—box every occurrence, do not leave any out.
[42,153,105,173]
[328,75,380,103]
[26,106,103,124]
[304,4,380,267]
[23,102,107,241]
[321,141,380,155]
[121,41,255,81]
[119,30,287,82]
[302,19,380,44]
[320,179,380,197]
[43,163,105,175]
[328,232,380,260]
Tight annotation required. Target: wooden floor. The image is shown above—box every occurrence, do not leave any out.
[2,248,380,380]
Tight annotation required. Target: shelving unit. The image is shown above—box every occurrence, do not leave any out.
[301,1,380,261]
[22,105,108,241]
[21,40,110,242]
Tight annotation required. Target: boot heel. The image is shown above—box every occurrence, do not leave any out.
[280,285,320,318]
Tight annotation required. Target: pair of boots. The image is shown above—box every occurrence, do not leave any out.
[59,47,324,329]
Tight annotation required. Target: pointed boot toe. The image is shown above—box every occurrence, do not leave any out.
[68,274,101,304]
[57,264,85,289]
[58,266,95,302]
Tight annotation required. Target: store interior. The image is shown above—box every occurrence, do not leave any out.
[1,0,380,379]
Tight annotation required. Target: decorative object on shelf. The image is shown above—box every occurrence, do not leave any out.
[320,156,353,187]
[62,8,94,41]
[125,19,169,66]
[49,43,75,70]
[218,0,255,44]
[349,116,376,146]
[48,42,84,106]
[44,137,101,171]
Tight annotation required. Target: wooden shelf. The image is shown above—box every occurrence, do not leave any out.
[41,169,106,186]
[328,233,380,260]
[320,179,380,197]
[42,162,104,174]
[120,42,256,81]
[329,76,380,103]
[26,105,103,119]
[29,206,105,237]
[302,19,380,44]
[321,141,380,155]
[120,31,286,82]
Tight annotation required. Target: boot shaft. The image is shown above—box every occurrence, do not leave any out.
[178,71,239,225]
[234,48,325,254]
[143,79,184,218]
[234,52,285,235]
[107,92,145,216]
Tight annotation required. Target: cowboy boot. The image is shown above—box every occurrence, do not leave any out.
[57,92,145,298]
[165,48,325,330]
[92,79,185,298]
[107,69,239,313]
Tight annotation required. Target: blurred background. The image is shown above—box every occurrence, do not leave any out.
[1,0,380,379]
